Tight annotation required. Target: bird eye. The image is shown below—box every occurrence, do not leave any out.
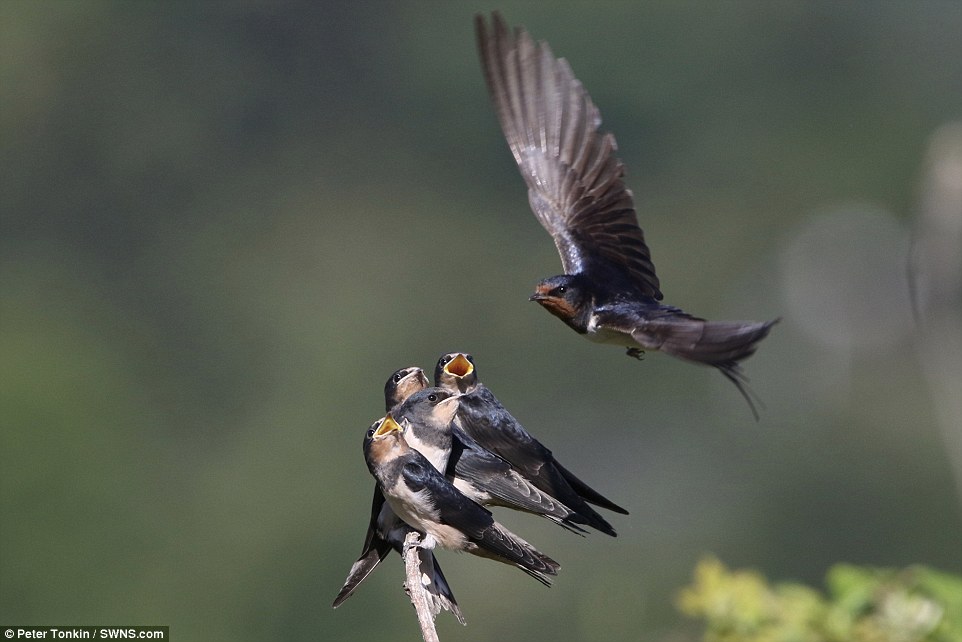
[557,286,566,294]
[393,372,402,383]
[439,355,450,366]
[466,354,474,363]
[427,393,438,403]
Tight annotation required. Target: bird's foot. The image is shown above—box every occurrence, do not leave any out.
[626,348,645,360]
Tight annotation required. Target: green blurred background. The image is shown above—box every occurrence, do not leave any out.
[2,2,960,640]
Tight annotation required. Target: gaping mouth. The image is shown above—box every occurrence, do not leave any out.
[374,415,402,437]
[444,354,474,378]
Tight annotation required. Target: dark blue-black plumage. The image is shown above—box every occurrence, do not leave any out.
[476,12,777,417]
[436,352,627,537]
[364,416,560,586]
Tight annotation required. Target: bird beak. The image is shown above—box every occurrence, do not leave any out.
[400,368,429,387]
[529,292,546,302]
[444,354,474,378]
[374,414,403,437]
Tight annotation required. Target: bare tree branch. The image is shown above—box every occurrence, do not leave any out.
[402,531,441,642]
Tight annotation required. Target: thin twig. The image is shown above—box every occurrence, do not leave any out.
[402,531,441,642]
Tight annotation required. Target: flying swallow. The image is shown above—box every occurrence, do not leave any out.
[384,366,430,411]
[365,416,561,586]
[475,12,777,417]
[435,352,627,536]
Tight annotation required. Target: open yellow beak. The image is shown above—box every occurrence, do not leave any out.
[374,414,403,437]
[444,353,474,378]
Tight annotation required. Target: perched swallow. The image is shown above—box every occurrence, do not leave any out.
[436,352,627,536]
[476,12,777,417]
[446,424,590,535]
[365,416,561,586]
[333,433,464,624]
[334,371,464,623]
[384,366,430,411]
[390,380,591,534]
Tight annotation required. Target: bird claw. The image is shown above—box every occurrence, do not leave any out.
[626,348,645,360]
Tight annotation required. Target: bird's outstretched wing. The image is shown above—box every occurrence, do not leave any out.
[476,12,662,299]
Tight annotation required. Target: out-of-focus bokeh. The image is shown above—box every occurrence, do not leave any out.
[2,2,960,640]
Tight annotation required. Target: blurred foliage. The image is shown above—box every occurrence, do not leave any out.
[679,557,962,642]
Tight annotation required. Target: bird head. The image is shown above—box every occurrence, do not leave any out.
[396,387,460,430]
[435,352,477,393]
[363,414,409,471]
[384,366,429,411]
[530,275,592,329]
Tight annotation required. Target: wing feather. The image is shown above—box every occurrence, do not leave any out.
[477,12,662,299]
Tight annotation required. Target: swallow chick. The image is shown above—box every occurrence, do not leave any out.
[384,366,430,411]
[476,12,777,417]
[390,377,591,534]
[335,368,464,622]
[446,427,591,536]
[332,436,464,624]
[389,373,590,534]
[436,352,627,537]
[365,416,561,586]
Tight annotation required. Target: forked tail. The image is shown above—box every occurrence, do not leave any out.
[645,316,779,419]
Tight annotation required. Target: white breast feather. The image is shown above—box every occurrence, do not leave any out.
[384,485,469,550]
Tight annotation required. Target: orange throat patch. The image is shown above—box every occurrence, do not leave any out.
[535,296,578,323]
